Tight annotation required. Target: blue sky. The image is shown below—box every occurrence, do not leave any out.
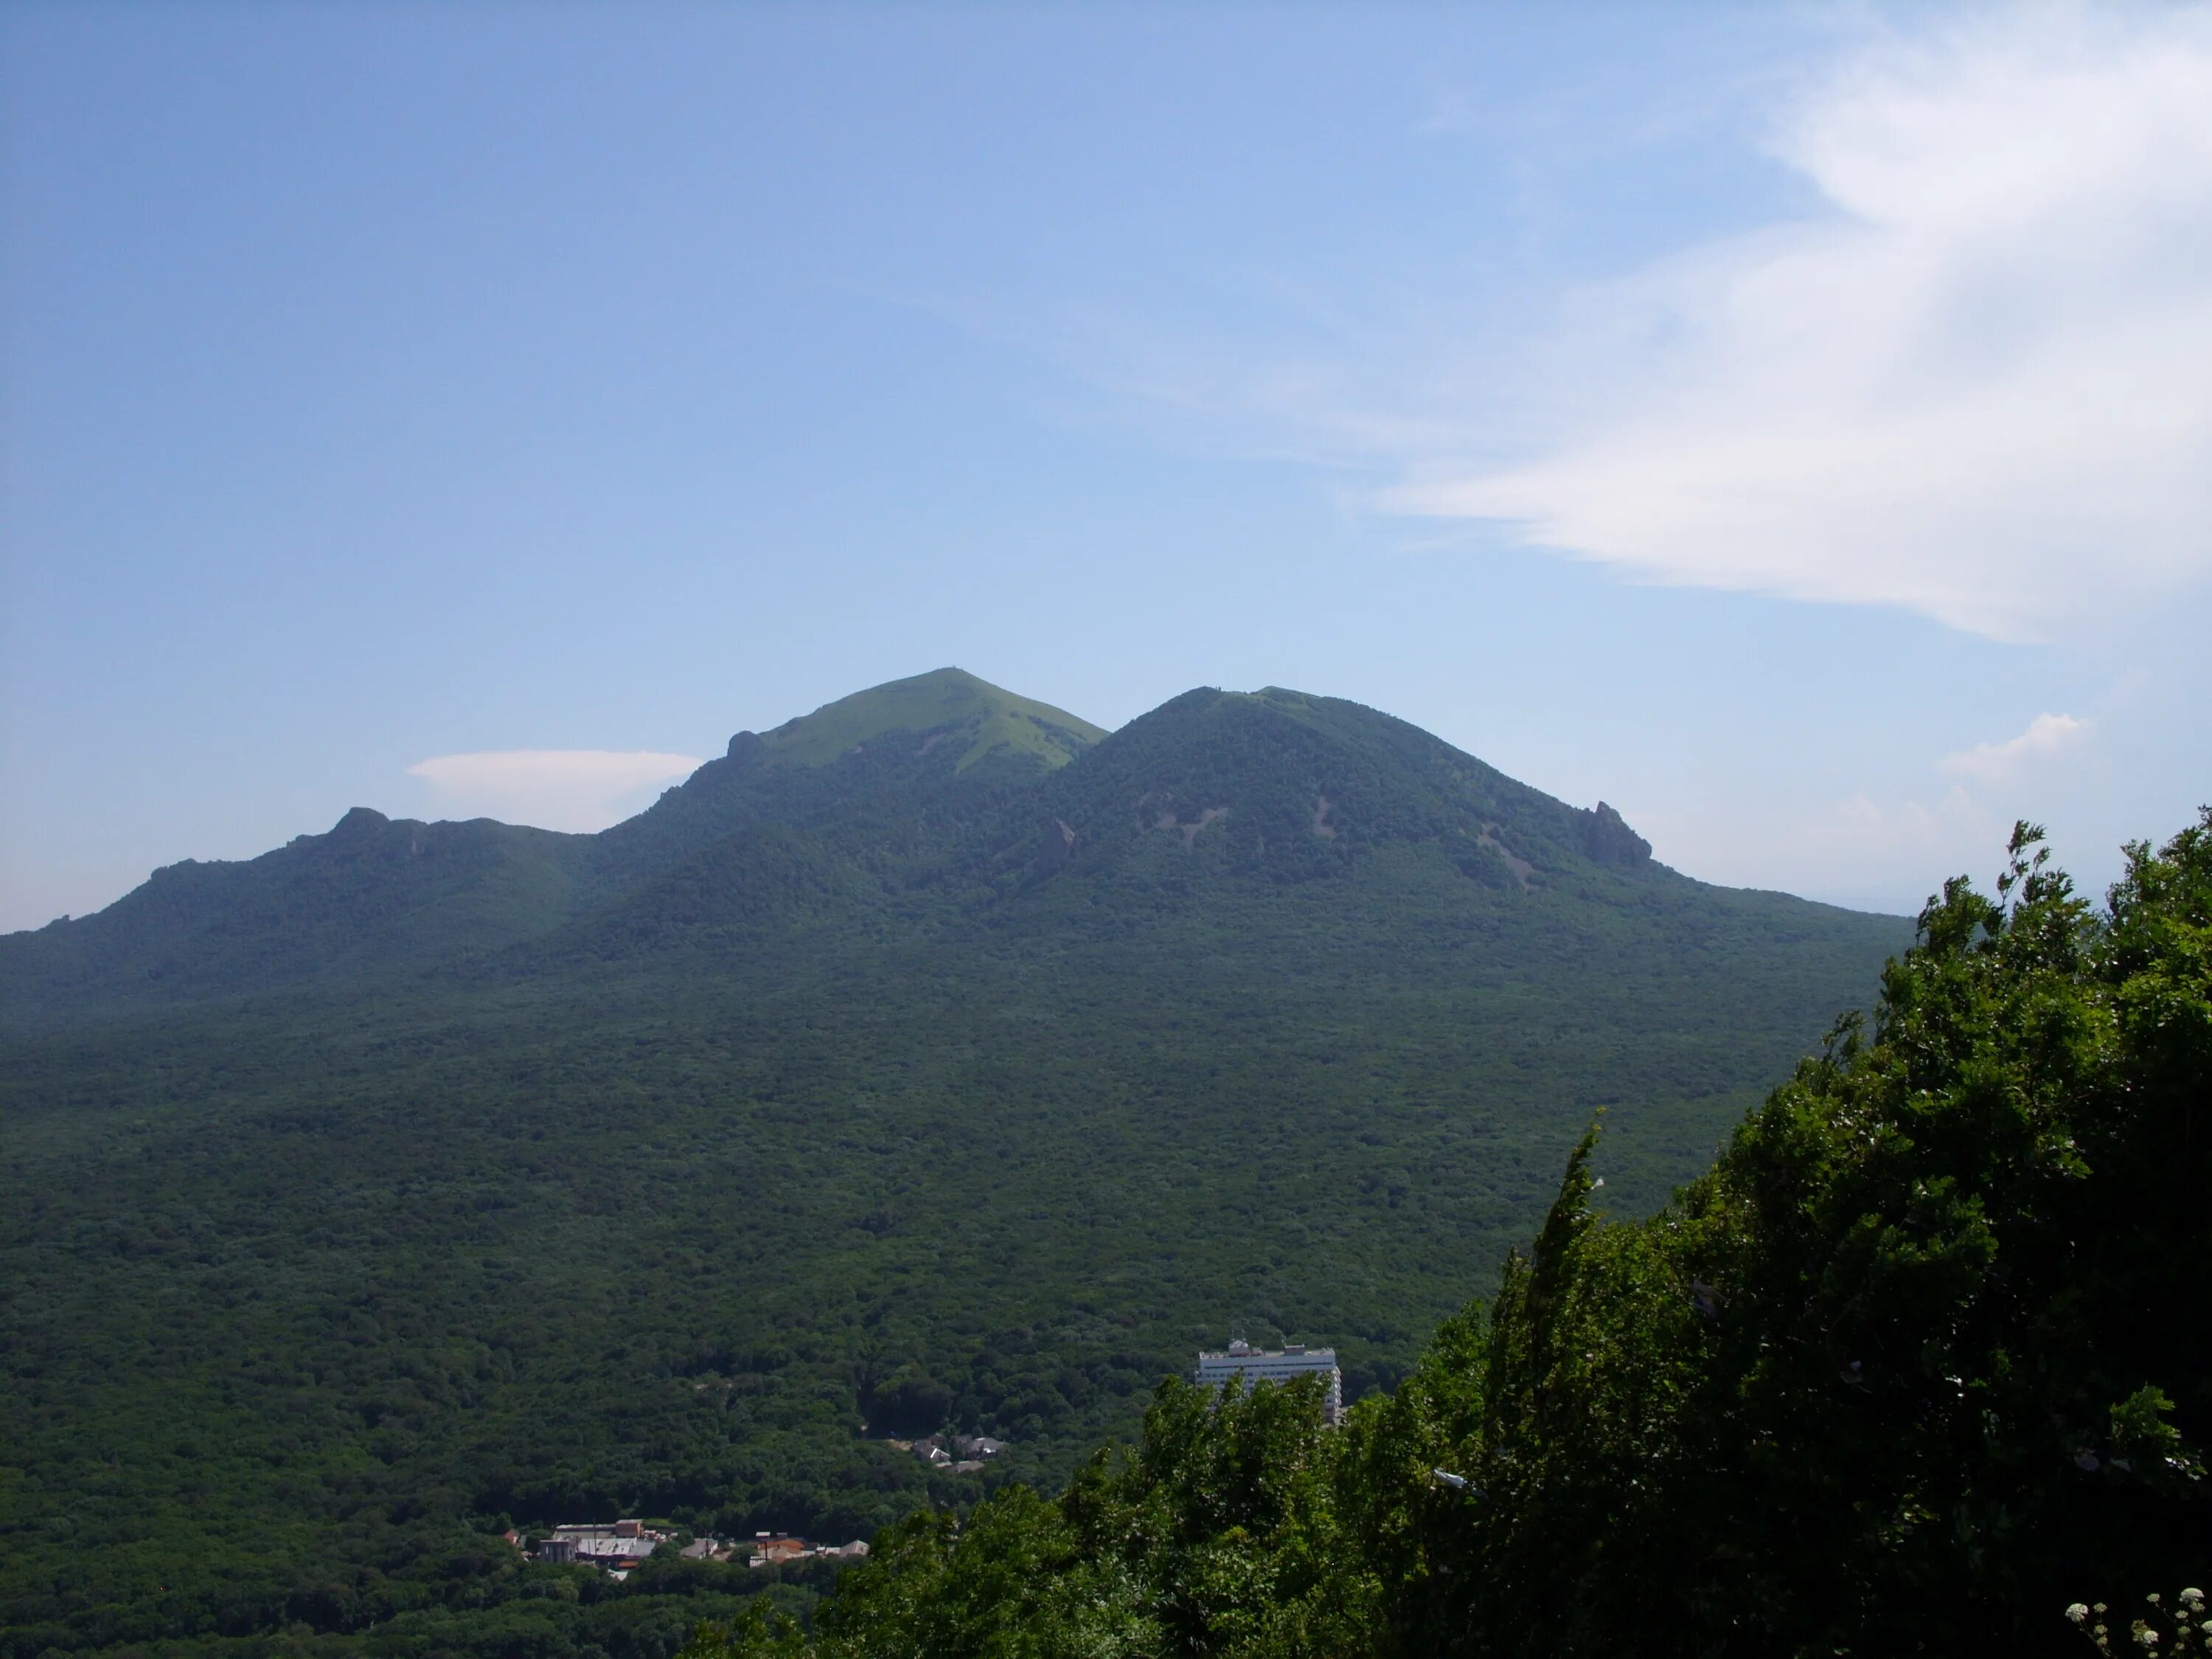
[4,1,2208,932]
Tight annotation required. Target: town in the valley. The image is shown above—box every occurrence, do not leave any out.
[519,1343,1338,1576]
[525,1520,871,1577]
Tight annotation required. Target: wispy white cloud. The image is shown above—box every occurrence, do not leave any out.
[1374,6,2212,641]
[1828,784,1990,862]
[1937,711,2090,782]
[407,750,702,832]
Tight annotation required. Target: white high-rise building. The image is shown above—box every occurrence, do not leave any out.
[1194,1339,1343,1425]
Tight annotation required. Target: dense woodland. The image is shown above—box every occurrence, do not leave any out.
[684,812,2212,1658]
[1,671,1992,1658]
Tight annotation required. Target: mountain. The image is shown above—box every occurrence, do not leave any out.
[1012,684,1660,888]
[0,668,1105,1020]
[0,671,1911,1659]
[591,665,1105,878]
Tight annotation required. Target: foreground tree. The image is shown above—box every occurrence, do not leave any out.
[1388,814,2212,1655]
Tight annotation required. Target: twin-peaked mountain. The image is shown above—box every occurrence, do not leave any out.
[0,669,1912,1649]
[3,668,1824,1024]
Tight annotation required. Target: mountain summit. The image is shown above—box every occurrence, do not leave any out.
[577,667,1103,888]
[1016,685,1655,889]
[733,666,1105,773]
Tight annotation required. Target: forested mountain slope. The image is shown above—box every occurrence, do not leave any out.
[0,671,1909,1659]
[726,815,2212,1659]
[0,808,597,1012]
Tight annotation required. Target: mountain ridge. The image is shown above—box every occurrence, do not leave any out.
[0,669,1897,1028]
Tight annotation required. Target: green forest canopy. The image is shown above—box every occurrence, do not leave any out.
[688,812,2212,1658]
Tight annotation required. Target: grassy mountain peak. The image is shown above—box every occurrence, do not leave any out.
[1020,682,1658,890]
[582,669,1108,886]
[747,667,1106,773]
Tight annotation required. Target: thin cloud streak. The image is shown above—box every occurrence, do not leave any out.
[1937,712,2090,783]
[1381,6,2212,641]
[407,750,702,833]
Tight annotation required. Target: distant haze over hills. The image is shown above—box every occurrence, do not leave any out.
[0,667,1910,1656]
